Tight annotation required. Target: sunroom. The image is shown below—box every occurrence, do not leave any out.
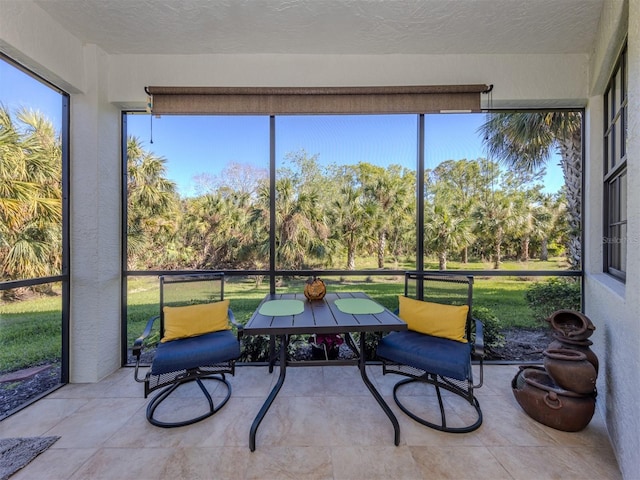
[0,1,637,478]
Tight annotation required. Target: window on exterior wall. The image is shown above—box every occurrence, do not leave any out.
[604,44,627,281]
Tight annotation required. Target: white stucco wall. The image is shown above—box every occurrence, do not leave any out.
[69,45,122,383]
[584,0,640,478]
[108,52,590,110]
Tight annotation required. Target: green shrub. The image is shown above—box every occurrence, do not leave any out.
[472,306,505,352]
[525,278,581,322]
[239,334,271,362]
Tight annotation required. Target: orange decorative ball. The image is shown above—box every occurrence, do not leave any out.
[304,277,326,301]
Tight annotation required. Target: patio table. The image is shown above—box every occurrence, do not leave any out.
[243,291,407,451]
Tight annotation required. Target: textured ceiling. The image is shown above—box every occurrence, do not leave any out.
[34,0,605,56]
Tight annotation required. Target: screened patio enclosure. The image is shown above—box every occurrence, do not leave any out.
[0,1,638,478]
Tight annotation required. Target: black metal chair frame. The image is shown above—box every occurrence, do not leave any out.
[133,273,243,428]
[380,272,484,433]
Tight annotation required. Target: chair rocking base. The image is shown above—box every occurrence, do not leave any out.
[146,374,232,428]
[393,376,482,433]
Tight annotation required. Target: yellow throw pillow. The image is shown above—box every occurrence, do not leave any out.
[398,295,469,343]
[161,300,230,343]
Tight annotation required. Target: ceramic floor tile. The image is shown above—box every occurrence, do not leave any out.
[229,365,277,397]
[396,401,485,447]
[10,448,97,480]
[0,398,89,437]
[138,391,229,425]
[244,446,333,480]
[242,393,399,449]
[524,407,613,448]
[46,397,146,448]
[49,368,141,399]
[246,395,337,448]
[276,366,327,397]
[323,394,399,446]
[476,364,520,396]
[393,390,479,432]
[366,367,405,396]
[198,396,271,448]
[369,372,439,398]
[472,394,561,447]
[331,445,423,479]
[410,445,513,479]
[68,446,251,480]
[321,364,372,396]
[489,445,622,480]
[0,365,623,480]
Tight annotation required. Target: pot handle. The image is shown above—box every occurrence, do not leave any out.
[544,392,562,410]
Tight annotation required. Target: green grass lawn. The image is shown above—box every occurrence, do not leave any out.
[0,290,63,373]
[2,257,574,374]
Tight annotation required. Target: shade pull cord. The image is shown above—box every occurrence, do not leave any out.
[145,89,154,144]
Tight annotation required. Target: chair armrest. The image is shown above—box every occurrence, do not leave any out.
[472,317,484,358]
[229,309,244,339]
[132,315,160,360]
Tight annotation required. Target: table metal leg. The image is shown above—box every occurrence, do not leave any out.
[268,336,276,373]
[250,334,287,451]
[358,332,401,446]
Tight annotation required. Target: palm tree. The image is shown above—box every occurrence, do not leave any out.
[181,193,234,268]
[537,193,567,261]
[252,177,329,270]
[473,192,518,269]
[126,136,178,269]
[479,112,582,269]
[331,185,369,270]
[0,106,62,282]
[511,193,548,262]
[359,163,411,268]
[425,201,475,270]
[429,159,487,263]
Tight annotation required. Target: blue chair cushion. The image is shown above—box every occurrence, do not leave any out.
[151,329,240,375]
[377,330,472,381]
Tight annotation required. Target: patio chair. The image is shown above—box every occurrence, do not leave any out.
[133,273,242,428]
[376,272,484,432]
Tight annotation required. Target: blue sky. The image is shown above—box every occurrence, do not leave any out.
[2,58,564,196]
[0,60,62,126]
[127,112,564,196]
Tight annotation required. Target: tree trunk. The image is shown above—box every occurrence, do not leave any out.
[493,228,503,269]
[462,247,468,264]
[540,238,549,261]
[557,131,582,269]
[520,237,530,262]
[347,247,356,270]
[438,251,447,270]
[377,230,386,268]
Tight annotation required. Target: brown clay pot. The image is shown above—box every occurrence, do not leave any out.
[548,337,599,375]
[546,310,595,341]
[512,366,596,432]
[543,348,597,394]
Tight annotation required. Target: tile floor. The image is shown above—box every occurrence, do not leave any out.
[0,364,621,480]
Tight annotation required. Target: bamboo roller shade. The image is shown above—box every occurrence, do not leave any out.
[146,85,491,115]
